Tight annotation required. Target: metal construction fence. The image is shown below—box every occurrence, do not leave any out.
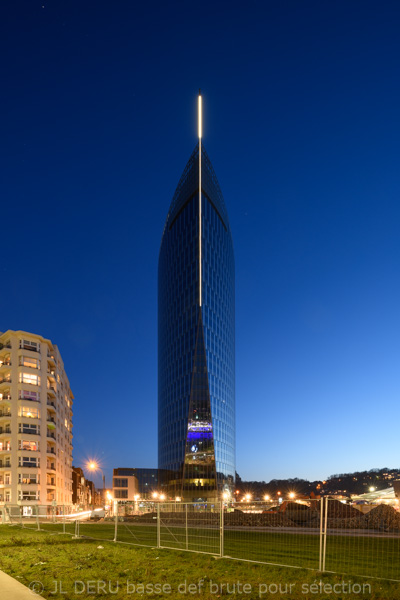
[2,498,400,582]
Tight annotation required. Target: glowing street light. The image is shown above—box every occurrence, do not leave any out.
[264,495,270,501]
[87,461,105,491]
[245,493,251,502]
[369,487,375,492]
[159,493,166,501]
[289,492,295,499]
[152,492,159,499]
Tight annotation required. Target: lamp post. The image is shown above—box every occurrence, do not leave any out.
[88,462,105,506]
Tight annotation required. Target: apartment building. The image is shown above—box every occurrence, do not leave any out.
[0,330,73,507]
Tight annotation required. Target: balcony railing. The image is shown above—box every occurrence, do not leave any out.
[0,361,11,368]
[0,429,11,435]
[19,344,40,353]
[47,418,56,424]
[47,401,56,409]
[0,462,11,468]
[47,448,56,454]
[19,480,39,485]
[47,464,56,471]
[19,464,39,468]
[47,433,56,440]
[0,377,11,385]
[0,396,11,402]
[0,343,11,351]
[19,430,40,436]
[0,412,11,418]
[19,396,40,403]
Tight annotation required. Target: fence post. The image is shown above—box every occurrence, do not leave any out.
[318,497,323,570]
[20,506,23,527]
[74,519,80,538]
[220,501,224,557]
[36,504,40,531]
[113,501,118,542]
[157,503,161,548]
[185,504,188,550]
[63,505,66,534]
[322,497,328,572]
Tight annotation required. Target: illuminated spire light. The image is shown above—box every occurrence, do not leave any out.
[198,92,202,139]
[198,89,202,307]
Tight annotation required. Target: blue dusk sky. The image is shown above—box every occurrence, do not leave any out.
[2,1,400,487]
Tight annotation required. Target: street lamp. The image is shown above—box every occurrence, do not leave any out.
[88,461,106,505]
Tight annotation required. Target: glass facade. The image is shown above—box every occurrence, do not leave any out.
[158,143,235,500]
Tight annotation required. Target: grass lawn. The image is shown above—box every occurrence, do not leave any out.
[0,525,400,599]
[36,520,400,580]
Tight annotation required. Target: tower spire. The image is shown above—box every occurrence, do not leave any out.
[198,90,202,307]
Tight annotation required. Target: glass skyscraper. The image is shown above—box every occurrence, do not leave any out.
[158,103,235,501]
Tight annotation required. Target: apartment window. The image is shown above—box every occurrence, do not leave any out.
[19,390,40,402]
[5,473,11,485]
[19,373,41,386]
[113,478,128,488]
[19,423,40,435]
[20,339,39,353]
[19,356,40,369]
[114,490,128,499]
[19,456,40,468]
[19,440,39,452]
[5,491,10,502]
[18,491,39,501]
[19,406,40,419]
[19,473,39,484]
[0,441,11,451]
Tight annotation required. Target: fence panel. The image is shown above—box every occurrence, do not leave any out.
[324,498,400,580]
[223,500,321,570]
[159,502,220,554]
[114,501,158,547]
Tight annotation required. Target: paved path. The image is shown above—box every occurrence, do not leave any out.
[0,569,44,599]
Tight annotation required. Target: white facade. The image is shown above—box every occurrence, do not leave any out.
[0,330,73,506]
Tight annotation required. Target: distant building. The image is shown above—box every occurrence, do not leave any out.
[0,330,73,507]
[72,467,94,506]
[112,468,139,500]
[113,468,157,498]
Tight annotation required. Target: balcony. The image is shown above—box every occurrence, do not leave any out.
[0,377,11,386]
[47,433,56,440]
[47,479,56,488]
[19,429,39,436]
[0,429,11,436]
[0,462,11,469]
[0,361,11,370]
[0,396,11,403]
[19,480,39,486]
[47,417,56,425]
[0,411,11,419]
[19,343,40,353]
[47,464,56,472]
[47,386,56,397]
[19,464,39,469]
[47,401,56,410]
[19,395,40,403]
[0,446,11,452]
[47,448,56,455]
